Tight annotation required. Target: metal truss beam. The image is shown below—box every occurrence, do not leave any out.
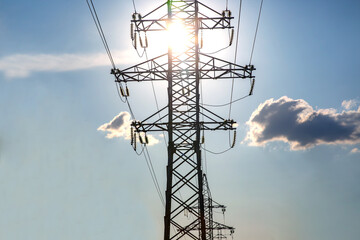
[130,1,234,32]
[111,53,255,82]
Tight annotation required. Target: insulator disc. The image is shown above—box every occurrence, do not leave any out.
[120,87,125,97]
[229,29,234,46]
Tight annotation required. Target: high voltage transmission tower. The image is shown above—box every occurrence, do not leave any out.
[104,0,255,239]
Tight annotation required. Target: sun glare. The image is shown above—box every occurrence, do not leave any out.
[167,21,191,53]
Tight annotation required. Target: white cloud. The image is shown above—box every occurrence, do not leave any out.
[246,96,360,150]
[98,112,132,139]
[0,50,136,78]
[342,99,358,110]
[97,111,159,146]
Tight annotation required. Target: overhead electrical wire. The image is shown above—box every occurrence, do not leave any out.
[131,1,179,225]
[228,0,243,121]
[225,0,243,148]
[122,86,165,205]
[225,0,263,148]
[201,45,231,55]
[201,146,233,155]
[122,92,166,206]
[249,0,264,65]
[144,50,168,146]
[200,79,208,175]
[132,0,137,13]
[86,0,165,206]
[198,0,234,172]
[129,0,165,206]
[200,0,232,55]
[200,0,244,156]
[86,0,116,69]
[202,95,249,107]
[144,145,165,205]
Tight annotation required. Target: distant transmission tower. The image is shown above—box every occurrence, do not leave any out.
[111,1,255,239]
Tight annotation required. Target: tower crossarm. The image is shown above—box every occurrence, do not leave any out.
[199,53,255,80]
[132,17,234,32]
[130,1,234,33]
[211,222,235,231]
[191,222,234,232]
[111,53,255,83]
[111,53,168,82]
[132,120,236,133]
[131,105,236,133]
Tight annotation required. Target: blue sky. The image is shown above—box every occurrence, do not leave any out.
[1,0,360,240]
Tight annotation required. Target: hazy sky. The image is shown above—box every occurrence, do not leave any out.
[1,0,360,240]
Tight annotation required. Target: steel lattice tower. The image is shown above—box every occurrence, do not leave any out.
[111,1,255,239]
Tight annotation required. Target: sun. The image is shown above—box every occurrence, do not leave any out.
[167,20,192,53]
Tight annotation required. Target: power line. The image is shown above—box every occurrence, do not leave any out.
[86,0,166,206]
[228,0,243,119]
[227,0,243,147]
[86,0,116,68]
[128,0,166,206]
[132,0,137,13]
[201,44,231,55]
[200,78,208,175]
[124,93,166,205]
[144,145,165,205]
[124,95,166,205]
[201,146,233,155]
[249,0,264,65]
[202,95,249,107]
[144,50,168,146]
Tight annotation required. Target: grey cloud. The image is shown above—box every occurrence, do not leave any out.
[246,96,360,150]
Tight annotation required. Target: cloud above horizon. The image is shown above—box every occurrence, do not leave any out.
[246,96,360,150]
[0,50,136,78]
[97,112,159,146]
[342,99,359,110]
